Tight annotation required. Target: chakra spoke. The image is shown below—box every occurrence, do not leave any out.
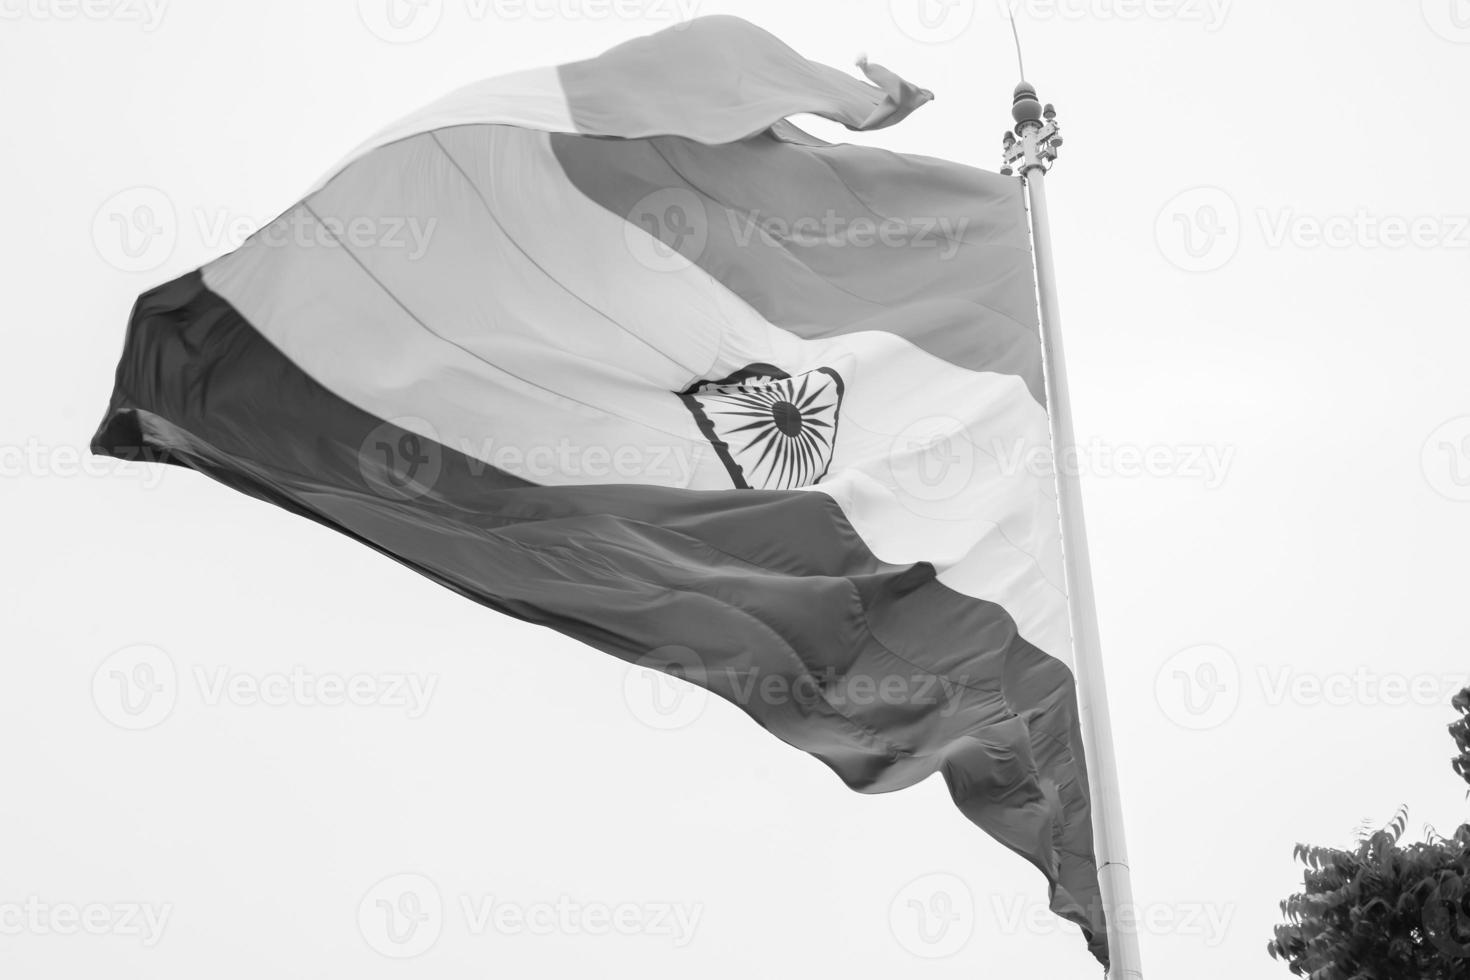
[750,431,783,475]
[740,425,781,456]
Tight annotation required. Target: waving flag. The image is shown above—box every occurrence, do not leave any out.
[92,15,1105,964]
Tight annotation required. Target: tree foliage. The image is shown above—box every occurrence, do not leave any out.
[1267,687,1470,979]
[1451,687,1470,791]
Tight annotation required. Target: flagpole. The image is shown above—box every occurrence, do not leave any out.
[1003,83,1144,979]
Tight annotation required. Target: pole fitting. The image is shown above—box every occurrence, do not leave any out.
[1002,82,1062,178]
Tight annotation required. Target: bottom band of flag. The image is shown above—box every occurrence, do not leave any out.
[93,270,1105,959]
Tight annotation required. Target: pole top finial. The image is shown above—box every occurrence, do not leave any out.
[1002,84,1060,177]
[1012,81,1043,129]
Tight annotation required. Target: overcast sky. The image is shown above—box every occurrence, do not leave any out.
[3,1,1469,977]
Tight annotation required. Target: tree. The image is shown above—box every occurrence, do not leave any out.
[1267,687,1470,979]
[1451,687,1470,792]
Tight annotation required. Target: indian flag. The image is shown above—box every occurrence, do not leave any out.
[92,15,1106,965]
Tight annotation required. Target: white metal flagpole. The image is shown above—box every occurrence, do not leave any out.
[1002,82,1145,979]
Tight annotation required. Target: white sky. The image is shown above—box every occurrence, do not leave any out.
[3,1,1469,977]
